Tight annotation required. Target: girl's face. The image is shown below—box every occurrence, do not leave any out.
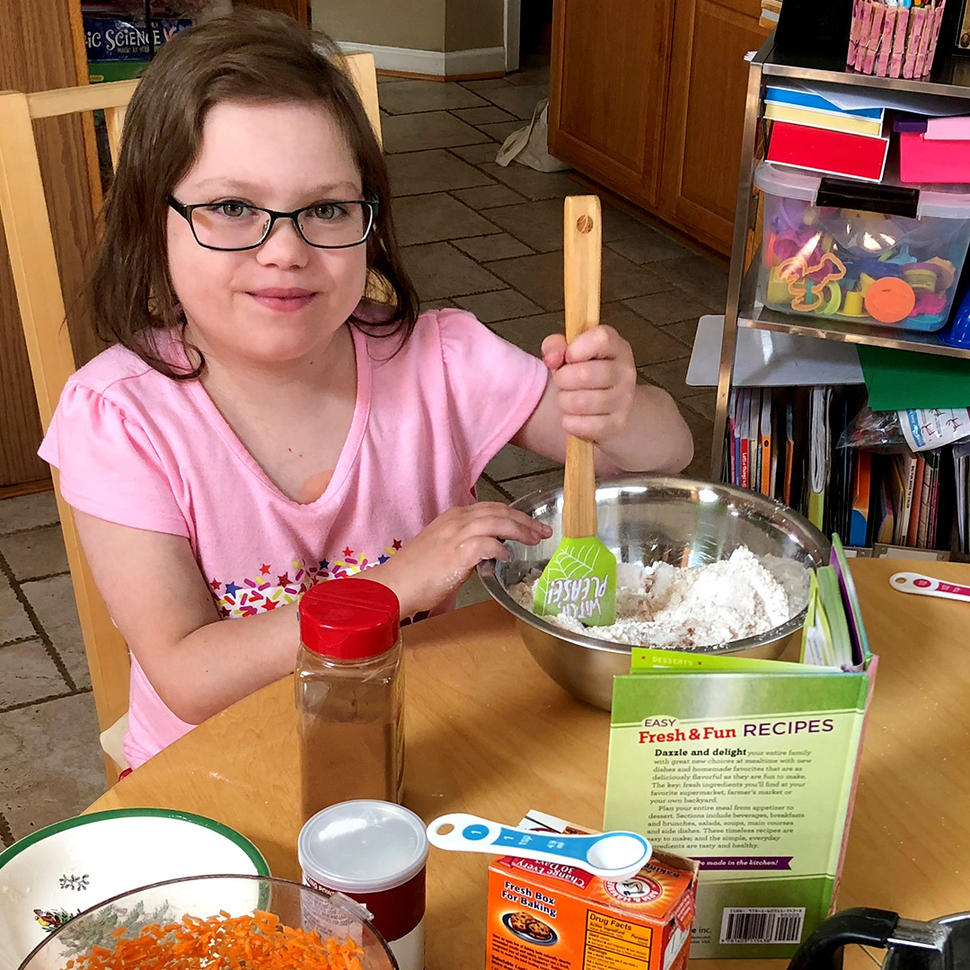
[167,100,368,370]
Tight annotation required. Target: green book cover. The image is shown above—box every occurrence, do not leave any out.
[605,574,876,959]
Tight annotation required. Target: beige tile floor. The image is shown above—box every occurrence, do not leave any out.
[0,63,726,848]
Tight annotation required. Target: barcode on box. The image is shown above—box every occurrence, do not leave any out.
[719,907,805,944]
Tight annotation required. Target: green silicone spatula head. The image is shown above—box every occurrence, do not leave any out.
[533,195,617,626]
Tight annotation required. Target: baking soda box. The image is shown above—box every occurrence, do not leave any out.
[486,810,699,970]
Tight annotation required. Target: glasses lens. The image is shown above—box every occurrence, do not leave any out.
[189,202,271,249]
[298,201,372,247]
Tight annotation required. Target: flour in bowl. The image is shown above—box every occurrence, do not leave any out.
[509,545,793,648]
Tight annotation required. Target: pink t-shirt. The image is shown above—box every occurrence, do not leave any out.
[39,309,547,768]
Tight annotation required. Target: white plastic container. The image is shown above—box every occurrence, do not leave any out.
[755,161,970,332]
[299,800,429,970]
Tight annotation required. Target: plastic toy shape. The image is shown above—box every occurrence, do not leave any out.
[864,276,916,323]
[777,251,847,312]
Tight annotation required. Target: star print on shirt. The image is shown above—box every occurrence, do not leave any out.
[209,578,220,591]
[319,559,329,571]
[224,581,240,597]
[277,573,290,586]
[392,539,402,550]
[343,546,353,557]
[260,564,271,575]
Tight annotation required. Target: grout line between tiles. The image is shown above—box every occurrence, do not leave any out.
[478,473,514,502]
[0,635,42,650]
[0,685,92,717]
[493,467,562,487]
[0,521,59,538]
[0,552,78,693]
[12,569,71,585]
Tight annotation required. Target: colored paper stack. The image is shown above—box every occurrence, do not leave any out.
[764,83,890,181]
[897,114,970,183]
[846,0,946,79]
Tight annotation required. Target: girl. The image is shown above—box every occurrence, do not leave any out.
[39,11,693,769]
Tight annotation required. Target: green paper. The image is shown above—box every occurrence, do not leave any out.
[858,344,970,411]
[533,537,617,626]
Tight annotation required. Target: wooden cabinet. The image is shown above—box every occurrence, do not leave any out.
[548,0,770,256]
[548,0,674,212]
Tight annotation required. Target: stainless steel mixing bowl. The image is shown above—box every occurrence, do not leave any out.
[477,475,830,710]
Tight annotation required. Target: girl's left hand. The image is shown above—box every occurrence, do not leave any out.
[540,325,637,447]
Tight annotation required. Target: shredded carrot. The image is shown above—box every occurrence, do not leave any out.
[65,910,365,970]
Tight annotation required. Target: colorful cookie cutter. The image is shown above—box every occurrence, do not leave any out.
[912,290,947,317]
[777,251,847,313]
[842,289,867,317]
[927,257,956,290]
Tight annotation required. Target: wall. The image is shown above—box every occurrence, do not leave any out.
[312,0,505,74]
[313,0,446,52]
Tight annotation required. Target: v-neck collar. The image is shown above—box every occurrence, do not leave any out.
[179,326,371,509]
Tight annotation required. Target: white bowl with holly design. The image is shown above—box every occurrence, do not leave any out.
[0,808,268,970]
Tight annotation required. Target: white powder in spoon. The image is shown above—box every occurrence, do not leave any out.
[509,545,793,648]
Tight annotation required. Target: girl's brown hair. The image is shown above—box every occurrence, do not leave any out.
[90,9,419,378]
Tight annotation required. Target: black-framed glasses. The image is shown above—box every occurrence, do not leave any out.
[166,196,379,251]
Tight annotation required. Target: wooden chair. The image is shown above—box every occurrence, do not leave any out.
[0,52,381,785]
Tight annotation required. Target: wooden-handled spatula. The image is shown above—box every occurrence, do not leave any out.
[533,195,617,626]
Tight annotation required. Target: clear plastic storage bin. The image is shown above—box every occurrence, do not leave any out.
[755,162,970,332]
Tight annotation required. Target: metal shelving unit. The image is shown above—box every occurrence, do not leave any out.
[711,38,970,481]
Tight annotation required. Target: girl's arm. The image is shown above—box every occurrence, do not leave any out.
[74,499,551,721]
[74,510,301,725]
[511,325,694,474]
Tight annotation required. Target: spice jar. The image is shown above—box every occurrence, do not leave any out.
[296,578,404,823]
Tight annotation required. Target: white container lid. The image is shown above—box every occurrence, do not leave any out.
[754,161,970,218]
[299,800,429,893]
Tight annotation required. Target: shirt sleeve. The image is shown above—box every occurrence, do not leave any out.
[38,382,190,537]
[436,308,549,482]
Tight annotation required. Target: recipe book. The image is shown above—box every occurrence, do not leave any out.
[603,536,876,960]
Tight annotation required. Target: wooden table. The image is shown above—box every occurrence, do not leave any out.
[88,558,970,969]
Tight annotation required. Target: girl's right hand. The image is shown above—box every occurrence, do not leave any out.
[370,502,552,616]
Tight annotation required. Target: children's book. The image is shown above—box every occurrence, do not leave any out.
[906,456,927,548]
[891,453,918,546]
[849,450,871,547]
[760,391,773,497]
[604,534,876,960]
[874,470,895,544]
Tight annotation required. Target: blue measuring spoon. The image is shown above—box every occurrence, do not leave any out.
[426,813,651,881]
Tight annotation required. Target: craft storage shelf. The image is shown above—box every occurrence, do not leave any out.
[711,37,970,482]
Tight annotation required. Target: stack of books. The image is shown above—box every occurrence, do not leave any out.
[724,387,952,554]
[764,82,890,181]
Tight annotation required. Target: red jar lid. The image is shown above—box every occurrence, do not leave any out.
[299,579,400,659]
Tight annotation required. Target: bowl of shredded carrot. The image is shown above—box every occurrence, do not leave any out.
[0,810,269,970]
[16,874,397,970]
